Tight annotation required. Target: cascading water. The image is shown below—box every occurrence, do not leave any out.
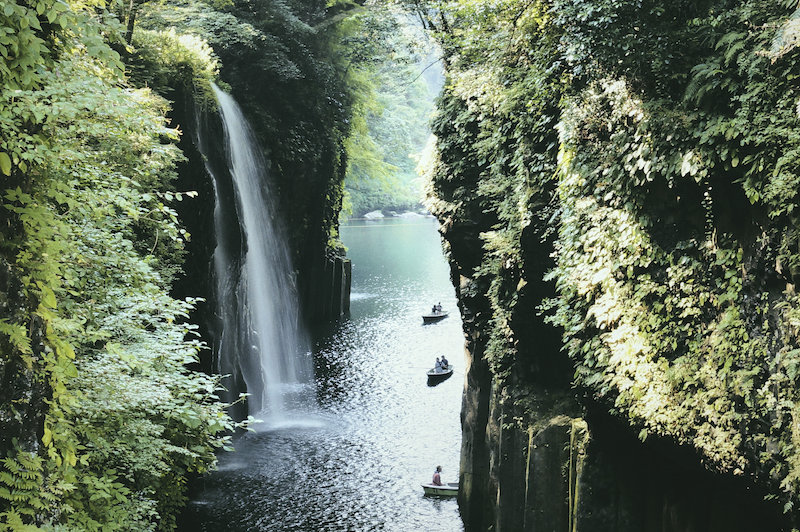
[206,83,314,422]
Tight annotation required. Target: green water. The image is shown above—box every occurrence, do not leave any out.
[180,216,465,531]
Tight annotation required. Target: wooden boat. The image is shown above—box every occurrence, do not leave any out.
[421,482,458,496]
[422,310,448,323]
[426,365,454,385]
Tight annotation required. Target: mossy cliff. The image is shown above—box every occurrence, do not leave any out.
[423,0,800,529]
[137,0,354,326]
[0,0,354,529]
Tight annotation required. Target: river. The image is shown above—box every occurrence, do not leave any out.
[179,216,465,531]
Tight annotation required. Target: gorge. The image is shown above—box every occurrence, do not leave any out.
[4,0,800,531]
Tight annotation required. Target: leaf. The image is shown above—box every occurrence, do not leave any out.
[40,285,57,309]
[0,152,11,176]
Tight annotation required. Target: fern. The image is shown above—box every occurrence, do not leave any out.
[684,60,723,105]
[715,30,747,52]
[0,320,32,356]
[0,509,43,532]
[0,452,46,526]
[719,34,747,67]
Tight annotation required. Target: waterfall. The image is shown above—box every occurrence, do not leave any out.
[207,83,313,422]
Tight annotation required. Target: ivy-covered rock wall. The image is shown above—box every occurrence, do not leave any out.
[0,0,355,529]
[138,0,353,326]
[423,0,800,528]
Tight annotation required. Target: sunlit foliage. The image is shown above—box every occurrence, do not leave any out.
[423,0,800,511]
[0,1,235,529]
[339,5,441,217]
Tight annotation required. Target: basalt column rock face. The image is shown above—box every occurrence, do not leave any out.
[170,90,220,373]
[455,273,494,529]
[445,255,789,531]
[443,228,584,531]
[446,261,580,531]
[572,407,789,532]
[306,255,351,323]
[430,65,792,530]
[429,80,588,531]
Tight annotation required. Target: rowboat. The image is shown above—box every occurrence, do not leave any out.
[422,311,448,323]
[421,482,458,496]
[426,365,453,385]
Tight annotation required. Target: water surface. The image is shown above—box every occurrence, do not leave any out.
[180,217,465,531]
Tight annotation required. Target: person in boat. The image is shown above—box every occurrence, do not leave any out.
[436,302,442,312]
[435,357,442,372]
[440,355,449,370]
[432,465,443,486]
[431,304,437,314]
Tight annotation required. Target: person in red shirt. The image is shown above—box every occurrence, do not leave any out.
[432,465,443,486]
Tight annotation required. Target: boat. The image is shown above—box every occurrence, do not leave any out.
[426,365,454,385]
[421,482,458,496]
[422,310,448,323]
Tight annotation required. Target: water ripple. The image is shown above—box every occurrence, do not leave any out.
[180,218,464,532]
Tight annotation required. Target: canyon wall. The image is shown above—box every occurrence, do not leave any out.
[0,1,354,528]
[425,1,800,528]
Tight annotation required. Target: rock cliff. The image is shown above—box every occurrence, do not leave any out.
[425,1,800,528]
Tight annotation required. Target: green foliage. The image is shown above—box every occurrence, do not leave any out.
[343,27,439,215]
[138,0,263,60]
[0,451,53,526]
[0,0,124,178]
[0,1,233,529]
[129,28,220,103]
[425,0,800,511]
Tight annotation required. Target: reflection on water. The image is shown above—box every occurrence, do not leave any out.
[179,218,465,531]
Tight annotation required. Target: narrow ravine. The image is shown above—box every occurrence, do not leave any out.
[179,217,465,531]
